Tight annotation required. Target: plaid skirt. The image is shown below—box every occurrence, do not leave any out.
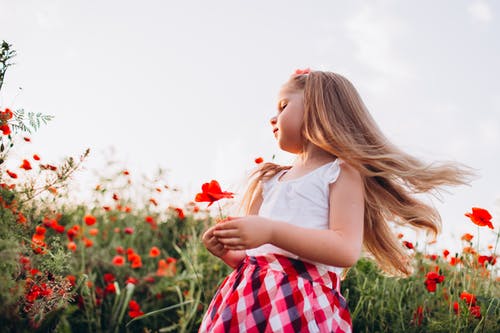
[199,254,352,333]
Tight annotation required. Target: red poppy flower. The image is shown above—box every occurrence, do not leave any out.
[103,273,115,283]
[124,227,134,235]
[6,170,17,179]
[403,241,414,249]
[128,300,144,318]
[460,291,476,306]
[156,259,176,277]
[0,124,11,135]
[116,246,125,254]
[254,157,264,164]
[33,154,40,161]
[412,305,424,326]
[83,214,96,226]
[89,228,99,236]
[125,277,139,285]
[24,137,31,142]
[175,207,185,219]
[112,255,125,266]
[66,275,76,287]
[149,246,161,257]
[112,193,119,201]
[465,207,494,229]
[443,249,450,258]
[82,237,93,248]
[470,305,481,319]
[129,254,142,268]
[424,271,445,292]
[20,159,32,170]
[461,233,474,242]
[67,241,77,252]
[195,180,234,207]
[478,255,496,267]
[450,257,461,266]
[105,283,116,294]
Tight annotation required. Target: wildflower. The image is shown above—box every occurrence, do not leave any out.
[112,193,119,201]
[17,212,27,224]
[0,124,10,135]
[124,227,134,235]
[33,154,40,161]
[89,228,99,236]
[6,170,17,179]
[411,305,424,326]
[254,157,264,164]
[157,259,176,277]
[125,277,139,285]
[129,253,142,269]
[112,255,125,266]
[105,283,116,294]
[397,233,404,239]
[123,170,129,175]
[128,300,144,318]
[149,246,161,257]
[450,257,461,266]
[103,205,111,211]
[116,246,125,254]
[465,207,494,229]
[470,305,481,319]
[67,225,80,241]
[424,271,445,292]
[84,214,96,226]
[443,249,450,258]
[478,255,496,267]
[82,237,93,248]
[403,241,414,249]
[66,275,76,287]
[460,291,476,306]
[175,207,185,220]
[453,301,460,315]
[195,180,234,207]
[461,233,474,242]
[67,241,77,252]
[20,159,32,170]
[24,137,31,142]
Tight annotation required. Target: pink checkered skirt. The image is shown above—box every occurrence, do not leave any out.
[199,254,352,333]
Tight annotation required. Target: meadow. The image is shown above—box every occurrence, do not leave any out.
[1,41,499,333]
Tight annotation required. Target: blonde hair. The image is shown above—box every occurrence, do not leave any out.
[242,71,473,277]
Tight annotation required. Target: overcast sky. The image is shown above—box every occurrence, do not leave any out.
[1,0,499,254]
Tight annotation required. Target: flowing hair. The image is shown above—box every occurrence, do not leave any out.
[241,71,473,277]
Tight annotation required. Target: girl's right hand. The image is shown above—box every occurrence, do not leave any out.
[202,225,228,258]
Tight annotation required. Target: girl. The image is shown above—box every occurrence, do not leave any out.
[199,69,471,333]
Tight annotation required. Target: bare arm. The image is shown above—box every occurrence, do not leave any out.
[214,162,365,267]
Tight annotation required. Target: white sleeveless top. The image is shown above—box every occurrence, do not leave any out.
[246,159,344,276]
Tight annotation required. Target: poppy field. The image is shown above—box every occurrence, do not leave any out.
[1,42,499,332]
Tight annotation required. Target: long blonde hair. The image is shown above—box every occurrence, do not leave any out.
[242,71,473,277]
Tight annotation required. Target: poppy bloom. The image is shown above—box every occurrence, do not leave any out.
[124,227,134,235]
[443,249,450,258]
[149,246,161,257]
[412,305,424,326]
[6,170,17,179]
[465,207,494,229]
[104,273,115,283]
[424,271,445,292]
[112,193,119,201]
[20,159,32,170]
[450,257,461,266]
[128,300,144,318]
[24,137,31,142]
[461,233,474,242]
[105,283,116,294]
[125,277,139,285]
[33,154,40,161]
[460,291,476,306]
[67,241,77,252]
[478,255,496,267]
[89,228,99,236]
[116,246,125,254]
[174,207,185,220]
[195,180,234,207]
[112,255,125,266]
[470,305,481,319]
[0,124,10,135]
[84,214,96,226]
[82,237,93,248]
[254,157,264,164]
[403,241,414,249]
[129,253,142,268]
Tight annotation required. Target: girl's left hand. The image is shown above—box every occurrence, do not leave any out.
[213,215,274,250]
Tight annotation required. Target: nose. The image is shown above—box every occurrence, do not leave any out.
[270,116,277,126]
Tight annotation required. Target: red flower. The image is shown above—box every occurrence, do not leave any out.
[67,241,77,252]
[124,227,134,235]
[6,170,17,179]
[20,159,32,170]
[460,291,476,306]
[0,124,11,135]
[112,193,119,201]
[116,246,125,254]
[149,246,161,257]
[461,233,474,242]
[294,68,311,75]
[450,257,461,266]
[129,253,142,269]
[465,207,494,229]
[112,255,125,266]
[128,300,144,318]
[412,305,424,326]
[104,273,115,283]
[24,137,31,142]
[443,249,450,258]
[105,283,116,294]
[254,157,264,164]
[125,277,139,285]
[424,271,445,292]
[478,255,496,267]
[470,305,481,319]
[82,237,93,248]
[195,180,234,207]
[403,241,414,249]
[453,301,460,315]
[83,214,96,226]
[175,207,185,220]
[33,154,40,161]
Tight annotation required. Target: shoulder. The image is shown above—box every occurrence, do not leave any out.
[329,160,364,200]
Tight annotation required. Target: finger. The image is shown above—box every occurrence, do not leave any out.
[213,229,238,238]
[224,245,245,251]
[218,237,241,246]
[214,221,238,230]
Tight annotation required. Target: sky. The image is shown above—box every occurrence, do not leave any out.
[1,0,499,254]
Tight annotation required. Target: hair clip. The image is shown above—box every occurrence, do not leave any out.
[294,68,311,75]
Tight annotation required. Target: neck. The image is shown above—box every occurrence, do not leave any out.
[295,144,336,166]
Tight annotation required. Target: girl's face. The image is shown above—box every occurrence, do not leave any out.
[270,86,305,154]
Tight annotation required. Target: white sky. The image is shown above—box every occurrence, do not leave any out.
[1,0,499,254]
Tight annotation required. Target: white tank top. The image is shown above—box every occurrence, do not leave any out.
[246,158,344,276]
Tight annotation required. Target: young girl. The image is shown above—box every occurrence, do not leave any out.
[199,69,471,333]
